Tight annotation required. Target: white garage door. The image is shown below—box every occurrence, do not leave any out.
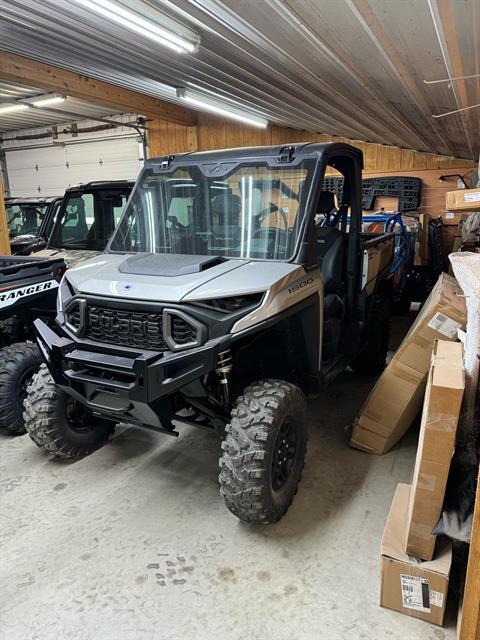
[6,136,143,198]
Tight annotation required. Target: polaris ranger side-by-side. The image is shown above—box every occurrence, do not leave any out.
[37,180,134,266]
[26,143,394,523]
[6,196,63,255]
[0,255,66,433]
[0,180,134,435]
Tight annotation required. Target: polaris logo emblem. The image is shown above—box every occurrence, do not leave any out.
[288,277,314,294]
[0,280,58,309]
[89,312,161,336]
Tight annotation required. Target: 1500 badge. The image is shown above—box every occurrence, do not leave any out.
[0,280,58,308]
[288,277,314,294]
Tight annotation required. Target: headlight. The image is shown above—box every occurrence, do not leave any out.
[57,276,84,333]
[56,276,72,317]
[163,309,207,351]
[192,292,264,314]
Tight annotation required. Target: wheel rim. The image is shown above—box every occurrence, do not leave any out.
[18,366,38,403]
[271,417,298,492]
[64,397,93,434]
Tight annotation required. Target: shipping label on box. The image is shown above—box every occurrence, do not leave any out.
[427,312,462,339]
[464,192,480,203]
[400,575,432,612]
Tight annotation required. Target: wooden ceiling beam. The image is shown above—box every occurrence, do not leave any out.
[0,52,197,127]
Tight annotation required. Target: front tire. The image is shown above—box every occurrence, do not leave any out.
[24,364,114,458]
[0,317,28,347]
[0,342,43,435]
[219,379,307,524]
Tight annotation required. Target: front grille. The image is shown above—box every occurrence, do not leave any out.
[171,315,197,346]
[86,306,168,352]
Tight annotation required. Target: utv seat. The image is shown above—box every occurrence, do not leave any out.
[316,191,344,294]
[210,193,242,253]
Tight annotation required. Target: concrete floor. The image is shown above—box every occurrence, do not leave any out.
[1,318,456,640]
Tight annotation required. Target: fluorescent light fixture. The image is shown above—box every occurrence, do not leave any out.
[176,89,268,128]
[31,95,66,107]
[0,103,30,114]
[73,0,199,53]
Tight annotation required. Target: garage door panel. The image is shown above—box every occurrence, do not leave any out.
[6,137,142,197]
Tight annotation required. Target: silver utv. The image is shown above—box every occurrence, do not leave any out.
[25,143,394,524]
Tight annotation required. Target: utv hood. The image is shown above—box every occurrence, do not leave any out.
[65,252,302,303]
[66,253,248,303]
[36,248,103,269]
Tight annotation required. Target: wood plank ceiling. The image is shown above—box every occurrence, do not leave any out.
[0,0,478,159]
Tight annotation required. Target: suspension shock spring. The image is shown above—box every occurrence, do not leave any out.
[216,348,233,405]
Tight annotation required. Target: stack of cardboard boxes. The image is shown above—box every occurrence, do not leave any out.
[380,340,465,625]
[350,273,467,455]
[440,188,480,269]
[350,269,468,625]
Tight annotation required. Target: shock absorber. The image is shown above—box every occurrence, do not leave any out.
[216,348,233,406]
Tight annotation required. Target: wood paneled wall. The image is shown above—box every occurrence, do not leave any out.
[148,119,198,156]
[148,113,476,173]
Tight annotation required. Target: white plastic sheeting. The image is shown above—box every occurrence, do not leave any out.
[449,252,480,462]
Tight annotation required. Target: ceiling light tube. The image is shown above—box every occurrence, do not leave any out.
[177,89,268,128]
[0,104,30,114]
[73,0,199,53]
[31,95,66,107]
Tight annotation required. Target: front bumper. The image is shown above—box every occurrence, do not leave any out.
[35,319,230,429]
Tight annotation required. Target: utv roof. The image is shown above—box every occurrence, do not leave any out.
[5,196,61,205]
[147,141,363,166]
[65,180,135,192]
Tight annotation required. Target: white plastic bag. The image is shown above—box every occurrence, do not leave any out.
[449,252,480,462]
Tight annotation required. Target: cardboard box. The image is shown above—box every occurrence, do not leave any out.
[439,225,462,272]
[446,188,480,212]
[406,340,464,560]
[381,484,452,626]
[414,213,429,266]
[350,273,467,454]
[440,210,469,226]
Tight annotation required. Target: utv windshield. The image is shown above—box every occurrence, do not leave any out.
[49,187,131,251]
[7,203,49,238]
[109,160,315,260]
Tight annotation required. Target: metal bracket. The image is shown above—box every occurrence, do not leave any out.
[277,145,296,163]
[161,154,175,169]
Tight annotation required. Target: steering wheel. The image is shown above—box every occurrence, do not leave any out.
[254,203,279,226]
